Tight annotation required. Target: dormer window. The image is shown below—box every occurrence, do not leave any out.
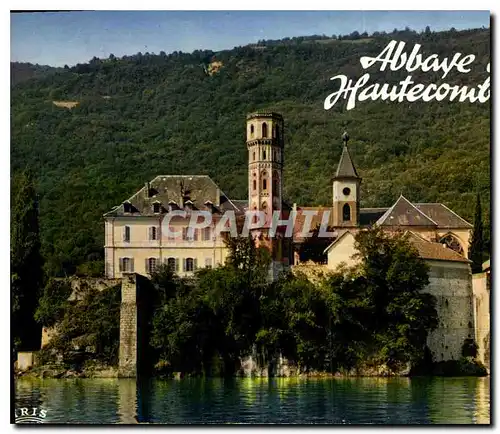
[153,202,161,213]
[123,202,132,213]
[168,200,178,212]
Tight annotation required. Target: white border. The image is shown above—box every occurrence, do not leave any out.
[3,3,497,432]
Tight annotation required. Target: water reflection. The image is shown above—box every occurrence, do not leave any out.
[15,376,490,425]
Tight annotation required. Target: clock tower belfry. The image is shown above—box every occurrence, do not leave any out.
[332,132,361,228]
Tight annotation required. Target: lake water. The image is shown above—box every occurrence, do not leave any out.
[15,376,490,424]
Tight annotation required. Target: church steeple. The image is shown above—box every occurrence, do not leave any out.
[332,131,361,227]
[334,132,360,179]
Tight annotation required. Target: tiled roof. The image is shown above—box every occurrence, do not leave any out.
[414,203,472,229]
[334,145,360,179]
[406,232,470,263]
[104,175,243,217]
[293,206,334,241]
[376,195,438,227]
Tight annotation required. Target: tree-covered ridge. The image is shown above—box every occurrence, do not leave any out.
[11,62,63,86]
[11,27,490,276]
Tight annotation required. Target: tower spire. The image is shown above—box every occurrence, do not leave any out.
[332,131,361,228]
[335,131,360,179]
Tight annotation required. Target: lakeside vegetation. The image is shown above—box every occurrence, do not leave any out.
[30,228,484,378]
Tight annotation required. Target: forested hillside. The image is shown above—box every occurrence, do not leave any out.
[11,27,490,276]
[11,62,63,86]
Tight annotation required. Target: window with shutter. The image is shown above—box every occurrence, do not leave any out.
[167,257,176,271]
[123,226,131,242]
[147,257,157,273]
[203,227,211,241]
[186,258,194,272]
[122,257,130,272]
[149,226,157,240]
[130,258,134,272]
[119,258,124,272]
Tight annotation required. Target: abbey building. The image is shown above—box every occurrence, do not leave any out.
[103,112,293,279]
[104,112,472,279]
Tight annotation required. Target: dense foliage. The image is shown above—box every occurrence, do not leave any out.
[38,282,121,366]
[149,228,438,376]
[11,171,44,351]
[10,27,490,276]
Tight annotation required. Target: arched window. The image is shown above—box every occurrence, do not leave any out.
[252,151,255,161]
[147,257,157,273]
[185,257,194,272]
[263,149,266,160]
[121,257,133,272]
[439,234,464,255]
[250,124,254,137]
[263,179,267,190]
[342,204,351,222]
[253,179,257,190]
[262,122,268,138]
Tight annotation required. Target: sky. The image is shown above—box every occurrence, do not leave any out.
[10,10,490,67]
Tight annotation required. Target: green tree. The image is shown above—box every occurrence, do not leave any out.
[352,227,438,370]
[469,193,485,273]
[11,170,44,350]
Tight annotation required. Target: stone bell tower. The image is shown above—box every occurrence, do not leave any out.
[246,112,287,278]
[332,131,361,228]
[246,112,284,219]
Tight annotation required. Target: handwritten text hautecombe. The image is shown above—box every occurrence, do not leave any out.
[324,40,490,111]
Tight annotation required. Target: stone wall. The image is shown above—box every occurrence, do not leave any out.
[118,272,150,377]
[424,261,474,362]
[472,269,490,371]
[17,352,35,371]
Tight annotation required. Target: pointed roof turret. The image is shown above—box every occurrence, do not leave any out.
[334,131,360,179]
